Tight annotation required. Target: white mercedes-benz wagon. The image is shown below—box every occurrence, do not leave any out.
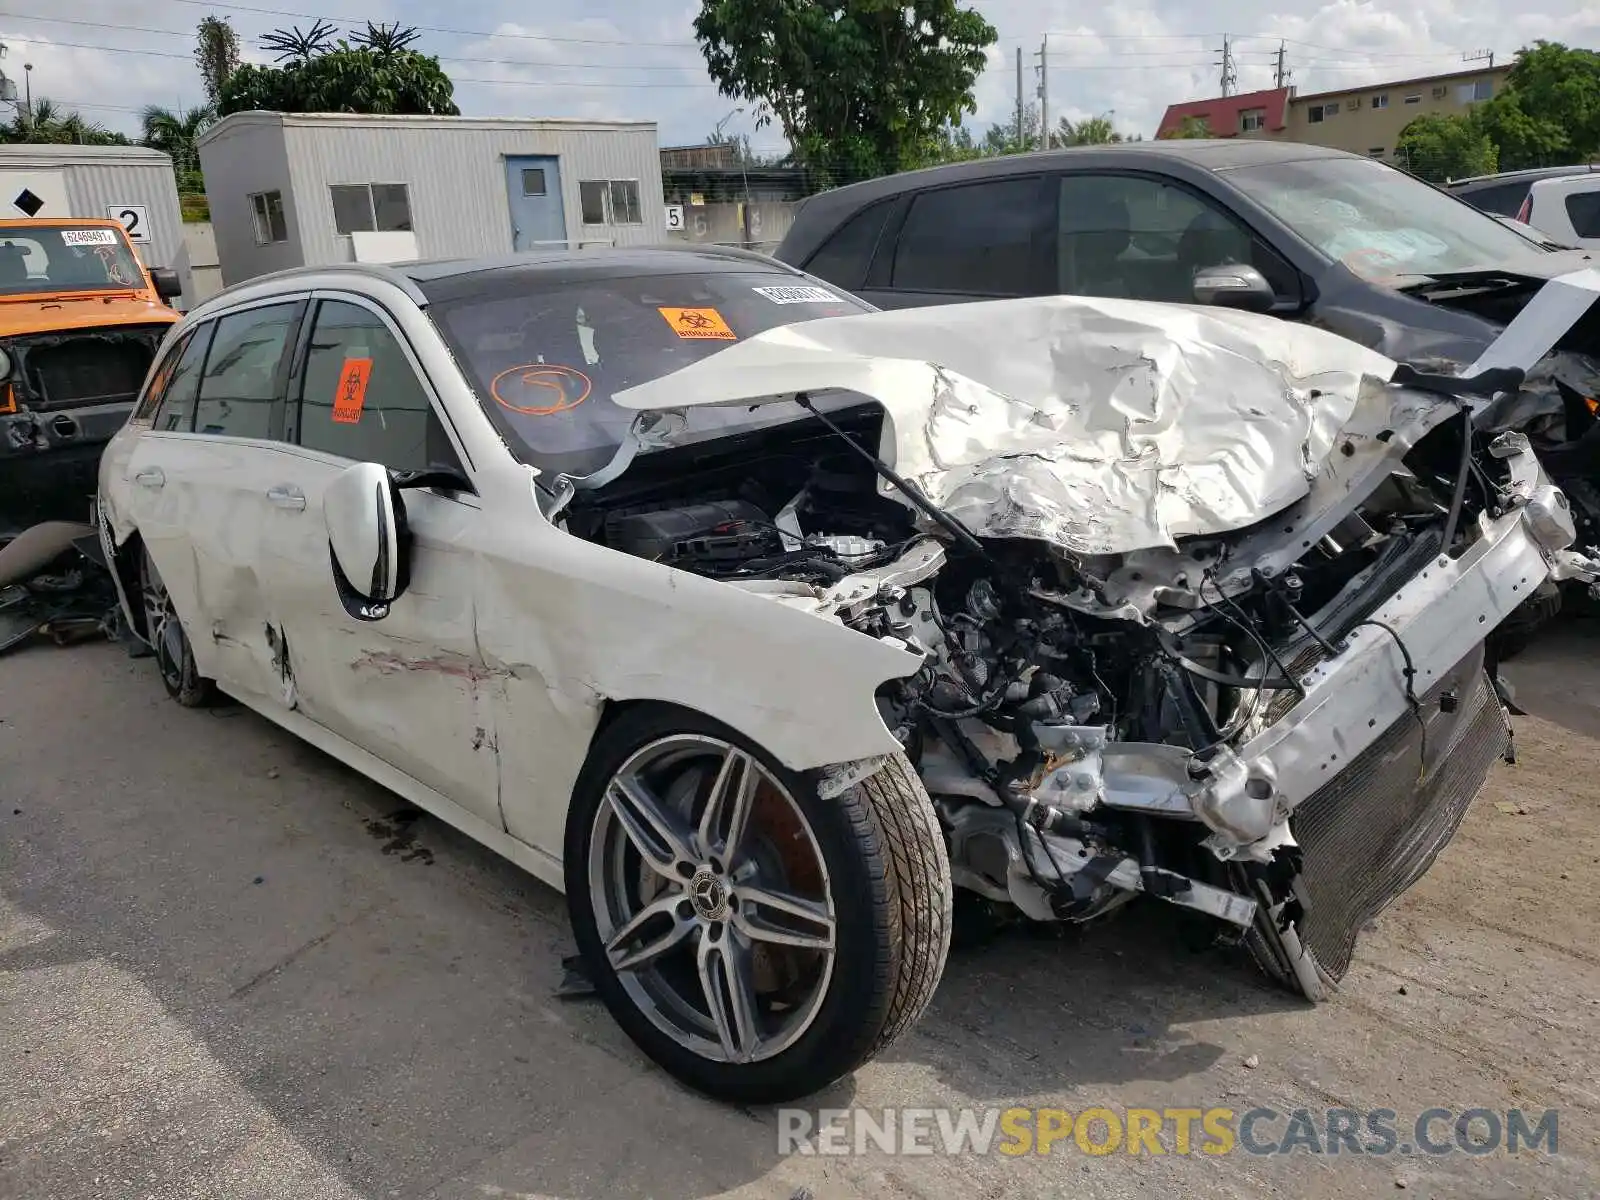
[96,246,1595,1104]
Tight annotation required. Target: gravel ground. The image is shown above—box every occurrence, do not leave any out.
[1,619,1596,1200]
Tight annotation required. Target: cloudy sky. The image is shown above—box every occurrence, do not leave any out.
[1,0,1596,154]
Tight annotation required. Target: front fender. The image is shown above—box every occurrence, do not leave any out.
[477,524,924,859]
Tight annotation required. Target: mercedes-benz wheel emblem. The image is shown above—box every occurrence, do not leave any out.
[689,868,730,921]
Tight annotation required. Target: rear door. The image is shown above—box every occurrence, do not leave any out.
[852,175,1053,309]
[128,298,304,700]
[254,292,500,827]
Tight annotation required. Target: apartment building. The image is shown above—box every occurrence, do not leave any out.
[1156,64,1511,162]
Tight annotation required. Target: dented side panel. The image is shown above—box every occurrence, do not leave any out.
[471,510,922,861]
[253,445,503,831]
[116,431,281,694]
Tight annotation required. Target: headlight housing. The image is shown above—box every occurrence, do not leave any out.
[0,347,11,382]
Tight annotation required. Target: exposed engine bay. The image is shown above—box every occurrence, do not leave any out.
[560,361,1593,1000]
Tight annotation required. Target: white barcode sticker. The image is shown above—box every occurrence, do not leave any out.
[61,228,119,246]
[752,285,839,304]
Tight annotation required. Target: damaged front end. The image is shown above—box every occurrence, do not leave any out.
[586,296,1596,1000]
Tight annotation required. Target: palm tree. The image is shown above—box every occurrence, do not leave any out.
[0,98,128,145]
[1054,116,1122,147]
[139,104,215,194]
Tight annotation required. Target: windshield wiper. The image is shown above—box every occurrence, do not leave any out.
[1394,272,1531,297]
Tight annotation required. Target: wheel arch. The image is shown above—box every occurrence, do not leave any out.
[99,508,149,643]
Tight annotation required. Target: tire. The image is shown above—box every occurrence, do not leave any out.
[138,545,218,708]
[564,705,951,1105]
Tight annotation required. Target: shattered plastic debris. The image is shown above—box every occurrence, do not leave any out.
[0,522,122,658]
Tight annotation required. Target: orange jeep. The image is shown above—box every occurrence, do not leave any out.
[0,217,182,528]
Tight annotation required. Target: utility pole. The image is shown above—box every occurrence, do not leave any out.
[1274,41,1292,89]
[1015,46,1024,147]
[1216,35,1237,98]
[1035,38,1049,150]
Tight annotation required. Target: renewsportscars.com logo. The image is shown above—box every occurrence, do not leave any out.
[777,1106,1561,1158]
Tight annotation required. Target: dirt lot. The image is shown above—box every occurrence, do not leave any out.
[2,620,1597,1200]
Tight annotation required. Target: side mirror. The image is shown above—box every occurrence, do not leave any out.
[324,461,410,621]
[1192,263,1277,313]
[149,267,182,303]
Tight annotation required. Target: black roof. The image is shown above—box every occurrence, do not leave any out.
[776,138,1361,268]
[400,240,800,296]
[1446,163,1600,192]
[203,244,817,311]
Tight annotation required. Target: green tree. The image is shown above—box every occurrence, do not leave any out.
[219,22,459,117]
[1158,115,1211,140]
[1053,115,1121,146]
[980,101,1040,155]
[693,0,997,183]
[194,15,242,107]
[1475,41,1600,170]
[1395,112,1499,182]
[139,105,214,194]
[0,98,130,145]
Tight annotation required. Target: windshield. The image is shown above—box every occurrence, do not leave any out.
[427,269,870,477]
[0,224,147,296]
[1224,157,1544,283]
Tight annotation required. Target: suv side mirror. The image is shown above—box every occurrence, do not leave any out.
[324,461,410,621]
[1192,263,1277,313]
[149,267,182,303]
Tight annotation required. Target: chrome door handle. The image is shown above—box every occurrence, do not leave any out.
[266,484,306,511]
[133,467,164,488]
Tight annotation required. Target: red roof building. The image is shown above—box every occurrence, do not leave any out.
[1156,87,1291,140]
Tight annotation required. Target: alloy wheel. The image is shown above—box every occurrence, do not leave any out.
[587,734,838,1064]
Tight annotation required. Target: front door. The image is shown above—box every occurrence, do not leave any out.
[505,155,567,252]
[257,293,500,829]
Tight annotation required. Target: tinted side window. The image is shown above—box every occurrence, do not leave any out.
[1057,174,1295,303]
[1458,182,1530,217]
[193,303,298,438]
[1565,191,1600,237]
[151,323,213,432]
[133,329,192,422]
[803,200,893,289]
[295,299,459,474]
[890,179,1042,295]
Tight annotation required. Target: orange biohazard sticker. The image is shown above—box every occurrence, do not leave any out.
[332,358,372,424]
[658,306,736,340]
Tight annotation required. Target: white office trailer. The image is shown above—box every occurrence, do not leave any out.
[0,144,188,294]
[197,112,669,286]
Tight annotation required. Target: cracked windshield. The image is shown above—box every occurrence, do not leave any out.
[428,270,868,476]
[1224,156,1542,282]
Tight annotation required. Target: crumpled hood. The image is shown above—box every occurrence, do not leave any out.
[612,294,1402,555]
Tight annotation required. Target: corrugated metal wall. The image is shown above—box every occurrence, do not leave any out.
[279,116,668,266]
[196,115,303,288]
[62,159,185,278]
[0,146,187,299]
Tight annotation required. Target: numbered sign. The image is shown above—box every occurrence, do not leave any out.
[108,204,150,243]
[664,205,684,231]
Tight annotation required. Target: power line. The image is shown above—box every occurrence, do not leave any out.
[156,0,702,48]
[0,33,1251,78]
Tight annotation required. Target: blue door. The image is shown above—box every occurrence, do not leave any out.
[505,156,567,252]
